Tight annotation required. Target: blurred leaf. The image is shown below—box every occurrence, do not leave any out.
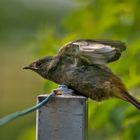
[17,126,35,140]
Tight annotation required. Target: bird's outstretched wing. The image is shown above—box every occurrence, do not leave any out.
[59,39,127,65]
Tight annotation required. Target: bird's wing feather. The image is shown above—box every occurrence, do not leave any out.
[58,39,127,65]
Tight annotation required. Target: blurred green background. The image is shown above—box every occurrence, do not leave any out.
[0,0,140,140]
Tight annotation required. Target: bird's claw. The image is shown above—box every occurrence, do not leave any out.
[52,85,74,96]
[53,89,62,95]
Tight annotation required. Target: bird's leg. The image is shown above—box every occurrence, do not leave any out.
[54,85,74,96]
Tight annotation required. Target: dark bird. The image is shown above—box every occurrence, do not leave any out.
[24,39,140,110]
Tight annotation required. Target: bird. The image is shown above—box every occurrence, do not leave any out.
[24,39,140,110]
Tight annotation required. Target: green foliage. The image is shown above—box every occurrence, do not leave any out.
[18,126,36,140]
[30,0,140,139]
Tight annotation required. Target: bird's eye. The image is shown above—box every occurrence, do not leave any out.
[36,62,42,67]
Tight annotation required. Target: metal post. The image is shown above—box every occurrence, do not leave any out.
[36,94,88,140]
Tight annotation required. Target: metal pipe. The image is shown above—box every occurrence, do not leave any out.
[36,94,88,140]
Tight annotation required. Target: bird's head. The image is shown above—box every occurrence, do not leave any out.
[23,56,53,78]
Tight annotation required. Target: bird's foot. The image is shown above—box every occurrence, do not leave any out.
[52,85,74,96]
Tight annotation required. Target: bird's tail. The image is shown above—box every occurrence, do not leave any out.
[122,92,140,110]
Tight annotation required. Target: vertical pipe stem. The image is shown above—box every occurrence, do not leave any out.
[36,94,87,140]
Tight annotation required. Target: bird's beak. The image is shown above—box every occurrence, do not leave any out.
[23,63,38,70]
[23,65,31,70]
